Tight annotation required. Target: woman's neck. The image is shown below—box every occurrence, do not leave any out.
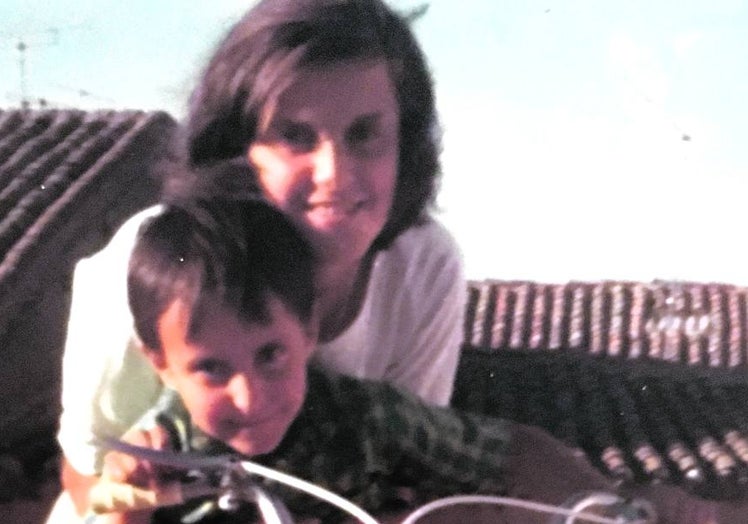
[315,254,375,343]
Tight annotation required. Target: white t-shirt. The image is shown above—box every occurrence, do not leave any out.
[58,206,466,475]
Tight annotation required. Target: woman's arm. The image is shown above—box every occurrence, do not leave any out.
[58,207,163,477]
[61,457,98,516]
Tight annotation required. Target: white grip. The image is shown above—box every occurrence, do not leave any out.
[89,480,184,513]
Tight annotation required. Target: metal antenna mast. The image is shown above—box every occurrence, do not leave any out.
[2,27,60,108]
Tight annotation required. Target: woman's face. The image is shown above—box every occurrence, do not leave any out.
[248,59,400,269]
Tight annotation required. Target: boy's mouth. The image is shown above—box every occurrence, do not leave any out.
[221,407,293,435]
[220,417,290,456]
[225,414,276,430]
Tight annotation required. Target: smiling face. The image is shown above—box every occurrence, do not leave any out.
[248,59,400,269]
[147,294,316,456]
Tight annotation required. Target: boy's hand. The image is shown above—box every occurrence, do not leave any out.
[95,425,178,523]
[102,425,173,489]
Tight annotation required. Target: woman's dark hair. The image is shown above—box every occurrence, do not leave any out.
[128,170,316,351]
[182,0,440,250]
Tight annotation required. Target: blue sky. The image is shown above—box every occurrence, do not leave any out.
[2,1,747,283]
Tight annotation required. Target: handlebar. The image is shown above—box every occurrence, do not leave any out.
[92,439,380,523]
[92,439,655,523]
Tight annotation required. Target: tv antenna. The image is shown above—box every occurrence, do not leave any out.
[50,83,116,107]
[2,24,88,109]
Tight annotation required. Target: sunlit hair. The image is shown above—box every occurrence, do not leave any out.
[128,164,315,351]
[181,0,441,250]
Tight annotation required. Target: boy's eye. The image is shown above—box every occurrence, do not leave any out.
[192,359,230,383]
[256,343,289,373]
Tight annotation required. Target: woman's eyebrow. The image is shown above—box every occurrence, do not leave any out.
[352,113,381,124]
[356,109,399,126]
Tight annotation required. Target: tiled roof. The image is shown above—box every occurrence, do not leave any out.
[0,109,176,479]
[0,109,176,325]
[455,280,748,500]
[462,280,748,367]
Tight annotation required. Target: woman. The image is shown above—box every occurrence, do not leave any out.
[57,0,466,516]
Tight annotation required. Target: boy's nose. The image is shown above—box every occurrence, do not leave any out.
[228,373,264,416]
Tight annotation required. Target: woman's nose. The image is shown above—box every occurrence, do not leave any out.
[311,138,353,188]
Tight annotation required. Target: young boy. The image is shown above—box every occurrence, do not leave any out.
[94,194,740,523]
[109,196,514,523]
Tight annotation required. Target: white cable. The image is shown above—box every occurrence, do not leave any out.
[239,460,379,524]
[101,439,379,524]
[400,494,629,524]
[252,487,285,524]
[237,459,380,524]
[565,492,625,524]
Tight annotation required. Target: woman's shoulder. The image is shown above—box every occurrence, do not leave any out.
[377,218,463,279]
[369,217,464,302]
[76,205,163,272]
[388,217,460,259]
[101,205,163,256]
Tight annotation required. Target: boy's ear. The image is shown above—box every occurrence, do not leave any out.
[142,346,167,370]
[139,344,176,388]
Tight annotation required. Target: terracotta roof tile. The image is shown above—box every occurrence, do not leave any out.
[0,108,176,325]
[457,279,748,499]
[0,108,176,463]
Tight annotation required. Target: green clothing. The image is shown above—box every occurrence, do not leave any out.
[149,368,511,522]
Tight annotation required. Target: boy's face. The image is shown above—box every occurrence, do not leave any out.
[147,294,316,456]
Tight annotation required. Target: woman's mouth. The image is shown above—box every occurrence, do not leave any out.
[305,200,365,224]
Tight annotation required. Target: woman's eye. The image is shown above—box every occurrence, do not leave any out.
[347,118,379,145]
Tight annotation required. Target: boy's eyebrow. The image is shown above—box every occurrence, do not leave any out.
[185,352,221,368]
[256,341,283,358]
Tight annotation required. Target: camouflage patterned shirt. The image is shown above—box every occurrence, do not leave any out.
[148,367,511,522]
